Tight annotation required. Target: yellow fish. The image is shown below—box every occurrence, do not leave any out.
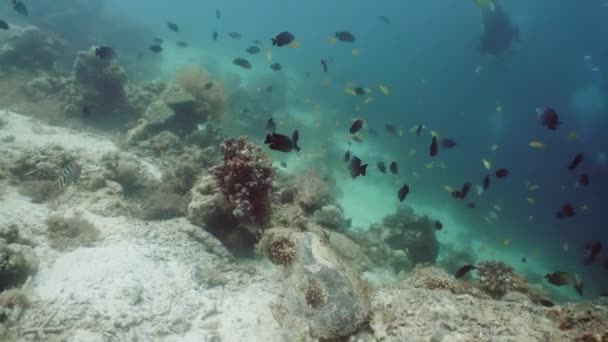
[424,163,434,169]
[567,130,580,141]
[504,239,512,247]
[363,97,374,104]
[528,141,545,149]
[355,106,361,111]
[528,184,540,192]
[266,50,273,61]
[527,197,535,205]
[352,48,360,56]
[409,148,416,157]
[343,88,356,96]
[439,162,447,169]
[379,84,390,95]
[444,185,455,193]
[494,204,502,212]
[491,144,499,152]
[482,159,492,170]
[290,40,300,48]
[327,36,337,45]
[496,104,503,112]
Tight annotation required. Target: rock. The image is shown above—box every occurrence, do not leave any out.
[327,232,372,272]
[503,291,530,304]
[313,205,347,231]
[186,175,226,228]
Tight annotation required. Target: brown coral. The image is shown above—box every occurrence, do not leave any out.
[264,237,296,265]
[211,137,274,225]
[305,278,326,309]
[476,260,529,299]
[176,65,226,123]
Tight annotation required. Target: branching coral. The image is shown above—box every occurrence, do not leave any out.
[476,261,528,299]
[176,65,227,123]
[211,136,274,225]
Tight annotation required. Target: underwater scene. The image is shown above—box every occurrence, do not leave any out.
[1,0,608,340]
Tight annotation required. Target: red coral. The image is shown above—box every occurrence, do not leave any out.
[212,136,274,224]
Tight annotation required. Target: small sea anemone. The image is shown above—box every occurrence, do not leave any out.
[476,260,527,299]
[176,65,226,123]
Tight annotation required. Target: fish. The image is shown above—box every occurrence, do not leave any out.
[482,175,490,190]
[264,131,300,153]
[266,118,276,134]
[545,272,570,286]
[389,161,398,175]
[440,138,457,149]
[527,197,535,205]
[272,32,295,47]
[583,240,602,266]
[57,161,81,191]
[528,141,545,149]
[377,162,387,174]
[385,124,398,136]
[252,40,262,45]
[349,156,368,178]
[434,220,443,230]
[344,151,351,163]
[568,153,584,171]
[363,97,374,104]
[429,136,438,157]
[535,298,555,307]
[504,239,512,247]
[0,20,10,30]
[95,46,116,60]
[204,82,214,90]
[229,32,242,39]
[12,0,28,16]
[149,45,163,53]
[349,119,364,134]
[578,173,590,186]
[354,87,366,96]
[521,257,527,263]
[176,41,188,48]
[459,182,473,199]
[321,59,328,72]
[270,63,282,71]
[491,144,499,152]
[414,125,424,136]
[167,22,180,32]
[378,16,391,24]
[82,105,90,116]
[567,131,580,141]
[455,264,477,278]
[216,9,221,19]
[233,58,252,70]
[292,130,301,153]
[379,84,390,95]
[153,37,163,44]
[335,31,356,42]
[327,36,337,45]
[398,184,410,202]
[495,168,510,178]
[467,202,476,209]
[482,159,492,170]
[556,203,575,219]
[213,32,218,41]
[537,107,561,130]
[280,162,287,168]
[246,46,261,54]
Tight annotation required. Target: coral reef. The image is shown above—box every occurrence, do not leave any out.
[476,260,530,299]
[406,265,490,299]
[8,144,74,182]
[0,288,29,326]
[294,169,334,213]
[257,228,297,265]
[313,205,348,231]
[211,136,274,225]
[46,212,101,251]
[0,236,38,292]
[141,191,185,221]
[100,152,154,197]
[175,65,227,123]
[0,26,71,72]
[437,243,478,276]
[305,278,326,309]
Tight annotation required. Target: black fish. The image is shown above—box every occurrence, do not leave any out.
[389,161,398,175]
[354,87,365,96]
[385,124,398,136]
[495,168,510,178]
[266,118,276,134]
[246,46,261,54]
[0,20,9,30]
[136,52,144,59]
[229,32,242,39]
[545,272,570,286]
[176,41,188,48]
[280,161,287,168]
[583,240,602,266]
[213,32,218,41]
[272,31,295,47]
[378,16,391,24]
[434,220,443,230]
[578,173,589,186]
[204,82,214,90]
[321,59,328,72]
[335,31,356,42]
[82,105,90,116]
[538,107,561,131]
[349,156,368,178]
[556,203,575,219]
[398,184,410,202]
[535,298,555,307]
[265,133,295,152]
[149,45,163,53]
[57,161,81,191]
[461,182,472,199]
[153,37,163,44]
[270,63,282,71]
[292,130,300,153]
[521,257,527,263]
[95,46,116,60]
[233,58,252,70]
[568,153,584,171]
[344,150,351,163]
[349,119,364,134]
[430,136,438,156]
[467,202,476,209]
[12,0,28,16]
[482,175,490,190]
[377,162,387,174]
[455,264,476,278]
[216,9,221,19]
[440,138,457,149]
[252,40,262,45]
[167,22,180,32]
[415,125,423,136]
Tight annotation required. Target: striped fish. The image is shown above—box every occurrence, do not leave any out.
[56,161,81,191]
